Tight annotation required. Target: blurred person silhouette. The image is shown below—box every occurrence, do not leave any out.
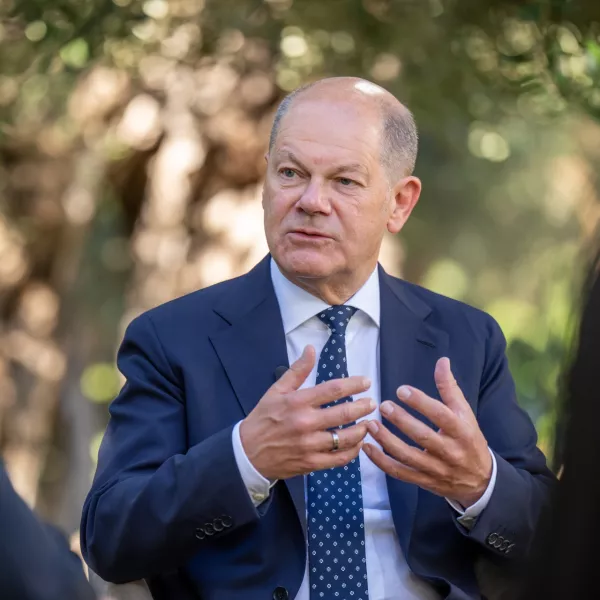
[521,244,600,599]
[81,77,555,600]
[0,460,95,600]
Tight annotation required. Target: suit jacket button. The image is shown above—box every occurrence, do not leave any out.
[204,523,215,536]
[273,587,288,600]
[195,527,206,540]
[487,533,498,546]
[213,517,224,532]
[221,515,233,528]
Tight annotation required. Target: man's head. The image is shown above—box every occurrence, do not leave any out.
[263,77,422,302]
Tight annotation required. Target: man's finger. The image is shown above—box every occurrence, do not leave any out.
[393,387,461,437]
[375,404,447,456]
[363,443,432,488]
[365,421,438,474]
[274,345,315,392]
[309,443,364,472]
[296,376,371,407]
[434,357,470,415]
[318,397,376,429]
[311,422,369,453]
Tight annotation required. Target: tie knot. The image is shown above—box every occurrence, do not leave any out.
[317,305,357,335]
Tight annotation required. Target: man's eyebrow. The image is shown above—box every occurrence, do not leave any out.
[276,150,307,170]
[275,151,368,177]
[329,163,368,177]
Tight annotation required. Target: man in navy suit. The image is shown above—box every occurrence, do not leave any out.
[81,77,554,600]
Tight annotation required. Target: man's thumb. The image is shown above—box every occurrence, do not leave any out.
[278,345,315,391]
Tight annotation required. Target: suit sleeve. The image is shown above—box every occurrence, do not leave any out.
[80,313,263,584]
[0,462,95,600]
[456,315,556,561]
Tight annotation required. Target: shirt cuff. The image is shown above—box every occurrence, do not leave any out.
[232,421,275,507]
[446,447,497,528]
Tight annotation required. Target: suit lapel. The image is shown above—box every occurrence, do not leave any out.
[378,266,448,558]
[209,257,306,533]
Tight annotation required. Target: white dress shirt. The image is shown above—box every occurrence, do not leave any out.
[232,259,497,599]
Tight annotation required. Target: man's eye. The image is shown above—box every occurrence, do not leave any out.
[337,177,355,186]
[280,168,296,178]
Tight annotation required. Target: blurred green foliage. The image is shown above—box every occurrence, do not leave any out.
[81,362,120,403]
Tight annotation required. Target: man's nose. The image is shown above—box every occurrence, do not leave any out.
[296,179,331,215]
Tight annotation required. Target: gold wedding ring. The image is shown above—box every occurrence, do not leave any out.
[331,430,340,452]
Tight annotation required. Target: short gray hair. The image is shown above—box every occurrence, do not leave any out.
[268,83,419,179]
[380,104,418,178]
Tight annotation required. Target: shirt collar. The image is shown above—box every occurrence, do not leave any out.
[270,258,380,334]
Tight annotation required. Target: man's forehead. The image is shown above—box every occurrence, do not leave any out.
[278,99,381,145]
[272,95,383,167]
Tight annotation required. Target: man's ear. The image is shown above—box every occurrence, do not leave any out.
[387,176,421,234]
[264,152,269,164]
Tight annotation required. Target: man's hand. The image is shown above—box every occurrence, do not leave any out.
[239,345,375,481]
[364,357,492,507]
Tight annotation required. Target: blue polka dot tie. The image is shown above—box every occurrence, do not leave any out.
[307,305,369,599]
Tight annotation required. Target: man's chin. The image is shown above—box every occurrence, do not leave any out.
[276,251,337,280]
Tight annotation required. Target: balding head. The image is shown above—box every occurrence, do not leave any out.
[269,77,418,181]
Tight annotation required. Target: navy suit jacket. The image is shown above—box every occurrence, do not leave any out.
[81,256,554,600]
[0,461,95,600]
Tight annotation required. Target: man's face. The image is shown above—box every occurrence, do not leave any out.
[263,98,395,283]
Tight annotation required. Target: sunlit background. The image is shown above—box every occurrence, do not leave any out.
[1,0,599,550]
